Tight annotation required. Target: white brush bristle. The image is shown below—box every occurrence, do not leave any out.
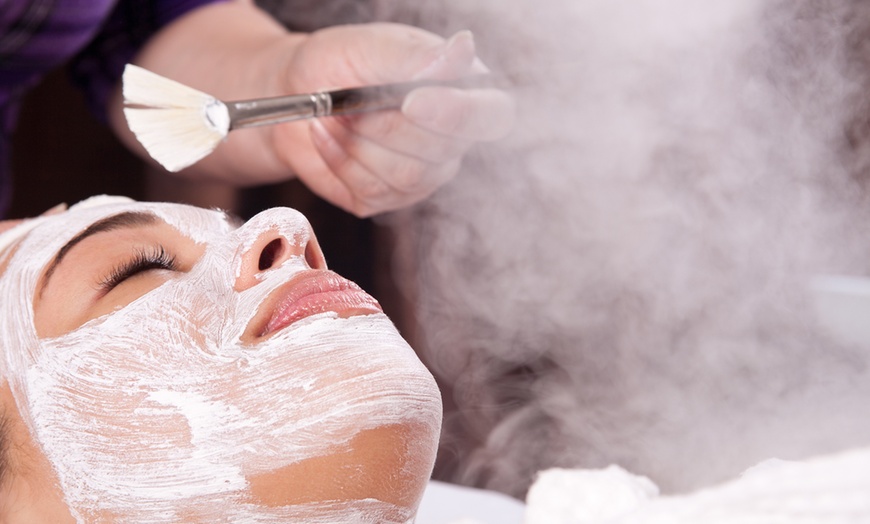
[122,64,229,172]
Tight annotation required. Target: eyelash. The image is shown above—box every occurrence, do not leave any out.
[98,245,178,292]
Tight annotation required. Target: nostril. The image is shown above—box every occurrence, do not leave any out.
[258,238,284,271]
[304,241,323,269]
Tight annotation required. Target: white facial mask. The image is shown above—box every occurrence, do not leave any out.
[0,196,442,523]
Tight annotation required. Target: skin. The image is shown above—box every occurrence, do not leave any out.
[1,2,514,221]
[0,201,440,522]
[0,385,75,523]
[0,221,18,234]
[107,0,516,217]
[0,204,66,237]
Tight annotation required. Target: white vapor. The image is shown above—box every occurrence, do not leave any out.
[379,0,870,498]
[257,0,870,499]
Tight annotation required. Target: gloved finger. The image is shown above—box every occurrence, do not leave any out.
[330,85,514,159]
[313,116,462,195]
[309,119,461,216]
[308,119,399,216]
[282,137,359,215]
[410,30,484,81]
[329,111,473,164]
[402,86,516,141]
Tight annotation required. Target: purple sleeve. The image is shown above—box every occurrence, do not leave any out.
[69,0,227,122]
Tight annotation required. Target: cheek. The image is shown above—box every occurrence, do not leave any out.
[23,293,441,518]
[31,276,81,340]
[33,266,177,339]
[91,272,178,313]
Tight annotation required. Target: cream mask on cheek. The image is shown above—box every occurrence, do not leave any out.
[0,196,442,523]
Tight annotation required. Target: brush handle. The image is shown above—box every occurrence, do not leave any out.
[225,73,512,130]
[328,73,509,114]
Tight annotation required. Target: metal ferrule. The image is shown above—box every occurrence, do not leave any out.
[226,92,333,130]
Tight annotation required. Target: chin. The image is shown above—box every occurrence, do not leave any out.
[241,314,442,511]
[245,420,440,510]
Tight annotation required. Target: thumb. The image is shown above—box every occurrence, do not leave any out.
[411,30,481,81]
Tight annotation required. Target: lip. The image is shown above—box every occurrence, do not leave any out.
[252,270,382,338]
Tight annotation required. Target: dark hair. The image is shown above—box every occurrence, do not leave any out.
[0,409,9,489]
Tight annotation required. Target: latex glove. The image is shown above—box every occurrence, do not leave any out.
[272,24,515,217]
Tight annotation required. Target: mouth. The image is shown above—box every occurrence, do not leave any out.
[253,270,382,338]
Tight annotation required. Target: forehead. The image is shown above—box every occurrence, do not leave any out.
[0,199,232,280]
[40,201,226,249]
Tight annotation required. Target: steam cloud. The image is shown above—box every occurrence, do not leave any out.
[261,0,870,498]
[380,0,870,497]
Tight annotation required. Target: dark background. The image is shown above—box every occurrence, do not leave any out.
[7,28,393,326]
[7,0,424,328]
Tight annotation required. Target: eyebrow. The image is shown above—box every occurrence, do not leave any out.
[38,211,160,297]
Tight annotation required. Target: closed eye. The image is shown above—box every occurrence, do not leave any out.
[97,245,178,292]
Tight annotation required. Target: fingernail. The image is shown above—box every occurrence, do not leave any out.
[310,119,347,162]
[402,88,444,126]
[413,30,475,80]
[444,30,475,53]
[41,203,68,216]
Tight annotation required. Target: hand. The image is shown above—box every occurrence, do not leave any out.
[123,4,512,216]
[271,24,515,217]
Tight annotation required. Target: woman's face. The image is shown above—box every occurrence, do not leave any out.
[0,197,442,523]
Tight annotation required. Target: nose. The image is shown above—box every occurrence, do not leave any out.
[234,215,327,292]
